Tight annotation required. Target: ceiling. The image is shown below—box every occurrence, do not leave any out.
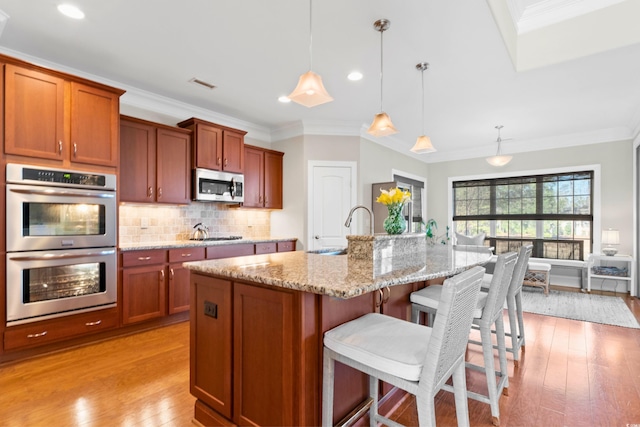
[0,0,639,163]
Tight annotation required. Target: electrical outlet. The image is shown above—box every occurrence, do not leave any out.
[204,301,217,318]
[140,218,149,229]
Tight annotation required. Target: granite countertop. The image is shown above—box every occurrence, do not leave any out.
[183,244,493,299]
[118,237,298,252]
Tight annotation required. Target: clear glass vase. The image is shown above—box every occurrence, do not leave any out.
[383,203,406,234]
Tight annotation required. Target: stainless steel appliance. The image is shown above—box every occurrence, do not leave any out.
[193,168,244,203]
[6,163,117,325]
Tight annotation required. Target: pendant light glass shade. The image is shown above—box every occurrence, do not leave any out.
[411,62,436,154]
[368,112,398,137]
[486,125,512,166]
[288,71,333,107]
[288,0,333,108]
[411,135,436,153]
[367,19,397,137]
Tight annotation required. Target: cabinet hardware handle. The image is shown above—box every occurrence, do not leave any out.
[314,235,320,239]
[170,268,174,279]
[160,270,165,281]
[158,187,163,198]
[181,253,192,257]
[382,287,390,303]
[138,256,151,261]
[375,289,383,308]
[58,140,62,154]
[73,143,77,156]
[224,158,228,167]
[148,187,153,198]
[27,331,48,339]
[85,320,102,326]
[217,157,221,165]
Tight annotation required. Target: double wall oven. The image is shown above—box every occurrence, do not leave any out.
[6,164,117,325]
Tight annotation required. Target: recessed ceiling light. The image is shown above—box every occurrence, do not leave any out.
[278,96,291,103]
[347,71,363,81]
[57,4,85,19]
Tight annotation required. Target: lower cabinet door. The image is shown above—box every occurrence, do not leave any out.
[168,263,190,314]
[233,283,296,426]
[191,275,233,419]
[121,265,167,324]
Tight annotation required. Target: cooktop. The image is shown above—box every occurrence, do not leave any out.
[189,236,243,241]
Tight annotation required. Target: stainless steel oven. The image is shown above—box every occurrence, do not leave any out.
[6,248,117,325]
[6,163,116,252]
[5,163,117,325]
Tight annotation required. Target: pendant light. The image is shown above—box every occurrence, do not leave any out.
[287,0,333,107]
[486,125,512,166]
[367,19,398,137]
[410,62,436,154]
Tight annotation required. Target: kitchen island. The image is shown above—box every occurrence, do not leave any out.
[184,244,492,426]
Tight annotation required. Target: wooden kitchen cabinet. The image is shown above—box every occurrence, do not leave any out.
[4,63,122,167]
[3,307,118,351]
[168,247,205,314]
[243,145,284,209]
[121,250,168,324]
[120,116,191,204]
[178,117,246,173]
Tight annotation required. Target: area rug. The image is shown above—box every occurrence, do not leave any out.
[520,288,640,329]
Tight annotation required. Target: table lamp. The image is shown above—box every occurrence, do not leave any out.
[601,228,619,256]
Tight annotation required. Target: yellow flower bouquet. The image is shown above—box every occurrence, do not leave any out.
[376,187,411,234]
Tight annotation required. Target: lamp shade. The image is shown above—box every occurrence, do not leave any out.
[367,112,398,137]
[485,155,513,167]
[602,229,619,245]
[411,135,436,153]
[287,70,333,107]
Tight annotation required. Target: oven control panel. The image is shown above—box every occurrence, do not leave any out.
[23,168,106,186]
[6,163,116,191]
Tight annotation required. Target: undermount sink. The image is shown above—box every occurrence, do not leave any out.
[306,248,347,256]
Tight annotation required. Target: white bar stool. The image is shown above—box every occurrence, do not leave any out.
[410,252,517,426]
[322,266,485,427]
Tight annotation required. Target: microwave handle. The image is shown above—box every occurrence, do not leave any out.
[8,188,115,199]
[9,249,116,262]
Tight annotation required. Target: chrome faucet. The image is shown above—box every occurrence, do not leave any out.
[344,205,375,235]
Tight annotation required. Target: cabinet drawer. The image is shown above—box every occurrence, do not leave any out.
[169,247,205,263]
[255,242,277,254]
[122,249,167,267]
[277,241,296,252]
[206,244,254,259]
[4,308,118,351]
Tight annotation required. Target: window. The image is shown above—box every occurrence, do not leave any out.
[453,171,593,260]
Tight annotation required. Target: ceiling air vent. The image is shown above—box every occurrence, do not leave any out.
[189,78,216,90]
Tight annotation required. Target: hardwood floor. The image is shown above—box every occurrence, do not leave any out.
[0,290,638,427]
[0,323,195,427]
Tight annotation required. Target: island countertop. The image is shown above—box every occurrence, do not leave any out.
[183,244,492,299]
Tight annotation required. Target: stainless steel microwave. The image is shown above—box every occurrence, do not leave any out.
[193,168,244,203]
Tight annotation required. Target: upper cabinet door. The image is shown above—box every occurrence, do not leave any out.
[243,146,264,208]
[156,128,191,204]
[222,130,244,173]
[120,118,157,203]
[194,123,222,170]
[4,64,65,160]
[70,82,120,167]
[264,151,283,209]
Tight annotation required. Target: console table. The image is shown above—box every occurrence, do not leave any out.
[586,254,635,295]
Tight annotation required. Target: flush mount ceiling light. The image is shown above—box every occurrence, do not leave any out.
[287,0,333,108]
[410,62,436,154]
[57,4,85,19]
[486,125,513,167]
[367,19,398,138]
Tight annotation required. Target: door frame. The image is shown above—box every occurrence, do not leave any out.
[307,160,358,250]
[634,136,639,297]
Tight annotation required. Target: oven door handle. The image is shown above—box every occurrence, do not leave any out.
[8,188,115,198]
[9,249,116,261]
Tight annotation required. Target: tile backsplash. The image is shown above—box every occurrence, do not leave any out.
[119,203,271,244]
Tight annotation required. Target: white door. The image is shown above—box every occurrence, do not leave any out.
[308,161,357,250]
